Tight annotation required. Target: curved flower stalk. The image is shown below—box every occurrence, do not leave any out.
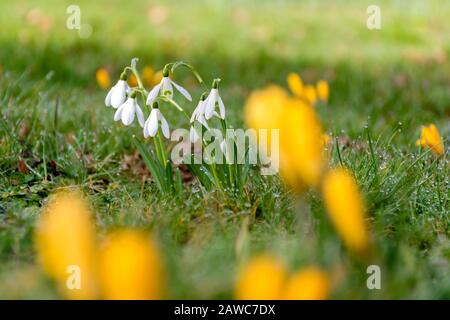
[143,102,170,139]
[105,73,130,108]
[204,79,226,120]
[146,66,192,107]
[114,91,145,127]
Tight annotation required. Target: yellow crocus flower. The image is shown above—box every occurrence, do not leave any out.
[99,230,165,300]
[35,191,99,299]
[316,80,329,102]
[287,72,304,97]
[283,267,330,300]
[322,168,369,254]
[416,124,445,157]
[235,255,287,300]
[245,85,326,190]
[96,68,110,90]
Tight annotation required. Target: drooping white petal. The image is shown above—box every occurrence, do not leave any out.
[220,139,227,155]
[114,103,125,121]
[143,117,150,138]
[121,98,135,126]
[135,103,145,128]
[105,87,113,107]
[158,111,170,139]
[198,113,209,129]
[147,109,159,137]
[190,100,203,123]
[111,80,128,108]
[171,80,192,101]
[146,83,162,106]
[204,89,218,120]
[218,95,226,119]
[190,126,199,143]
[160,77,173,99]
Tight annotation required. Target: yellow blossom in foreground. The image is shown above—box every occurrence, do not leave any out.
[35,191,98,299]
[283,267,330,300]
[235,255,287,300]
[416,124,444,157]
[303,85,317,105]
[96,68,110,90]
[322,168,369,254]
[245,85,326,189]
[316,80,329,102]
[287,72,304,97]
[99,230,165,300]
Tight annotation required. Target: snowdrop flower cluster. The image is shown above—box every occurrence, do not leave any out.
[105,61,227,145]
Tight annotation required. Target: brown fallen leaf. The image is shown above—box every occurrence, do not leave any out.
[18,159,30,174]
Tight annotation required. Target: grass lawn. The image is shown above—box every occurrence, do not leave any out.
[0,0,449,299]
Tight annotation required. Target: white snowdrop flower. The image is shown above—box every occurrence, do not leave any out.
[146,69,192,107]
[190,93,209,129]
[105,73,130,108]
[113,91,145,127]
[204,79,225,120]
[143,103,170,139]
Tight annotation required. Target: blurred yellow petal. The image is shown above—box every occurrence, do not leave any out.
[35,191,98,299]
[322,133,332,147]
[245,85,326,190]
[96,68,110,90]
[322,168,369,254]
[281,98,326,187]
[235,255,286,300]
[99,230,165,300]
[128,74,138,87]
[287,72,304,97]
[283,267,330,300]
[417,124,444,156]
[141,66,155,87]
[153,70,164,85]
[316,80,329,102]
[303,85,317,105]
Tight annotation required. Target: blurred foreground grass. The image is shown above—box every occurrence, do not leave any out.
[0,0,449,299]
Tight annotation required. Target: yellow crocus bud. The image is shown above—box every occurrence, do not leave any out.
[316,80,329,102]
[235,255,287,300]
[99,230,165,300]
[303,85,317,105]
[35,191,99,299]
[322,168,369,254]
[283,267,330,300]
[416,124,445,157]
[96,68,110,90]
[287,72,304,97]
